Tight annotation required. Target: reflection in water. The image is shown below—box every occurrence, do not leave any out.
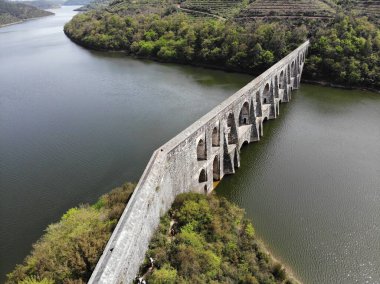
[217,85,380,284]
[0,7,251,281]
[1,6,380,284]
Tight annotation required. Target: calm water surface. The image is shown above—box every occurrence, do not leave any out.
[0,7,251,280]
[1,6,379,284]
[217,86,380,283]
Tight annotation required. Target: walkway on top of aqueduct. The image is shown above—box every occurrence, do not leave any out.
[89,40,310,284]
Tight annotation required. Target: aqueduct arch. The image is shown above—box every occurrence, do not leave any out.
[279,70,284,89]
[227,113,237,144]
[196,139,206,160]
[213,155,220,181]
[263,83,270,104]
[198,168,207,183]
[239,102,250,126]
[212,126,219,146]
[255,91,262,117]
[88,41,310,284]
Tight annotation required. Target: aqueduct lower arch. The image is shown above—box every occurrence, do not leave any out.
[89,40,310,284]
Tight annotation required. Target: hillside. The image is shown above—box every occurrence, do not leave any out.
[7,183,136,283]
[21,0,61,9]
[179,0,337,19]
[351,0,380,24]
[138,193,299,283]
[64,0,380,90]
[180,0,245,18]
[74,0,110,11]
[237,0,335,19]
[63,0,92,6]
[0,0,53,26]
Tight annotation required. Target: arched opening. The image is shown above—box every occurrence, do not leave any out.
[239,102,250,126]
[199,169,207,183]
[263,83,270,104]
[197,139,206,161]
[233,149,239,169]
[213,155,220,181]
[259,123,262,136]
[274,76,279,98]
[212,126,219,147]
[279,71,284,89]
[263,83,270,96]
[227,113,236,144]
[240,140,248,150]
[255,91,262,117]
[291,61,295,77]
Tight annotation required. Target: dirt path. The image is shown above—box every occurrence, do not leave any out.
[178,5,226,20]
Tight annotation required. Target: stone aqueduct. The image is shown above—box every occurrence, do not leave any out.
[89,40,310,284]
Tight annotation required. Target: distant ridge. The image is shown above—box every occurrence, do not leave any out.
[63,0,92,6]
[0,0,53,27]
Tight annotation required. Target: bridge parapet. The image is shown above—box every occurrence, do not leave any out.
[89,40,310,284]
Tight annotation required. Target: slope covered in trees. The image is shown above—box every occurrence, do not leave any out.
[138,193,298,283]
[6,183,136,284]
[21,0,61,9]
[64,0,380,89]
[0,0,53,26]
[344,0,380,24]
[63,0,93,6]
[64,12,307,73]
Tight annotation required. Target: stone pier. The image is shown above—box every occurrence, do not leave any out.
[89,40,310,284]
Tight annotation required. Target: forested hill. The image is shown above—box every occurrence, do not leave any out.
[0,0,53,26]
[63,0,92,6]
[22,0,60,9]
[64,0,380,90]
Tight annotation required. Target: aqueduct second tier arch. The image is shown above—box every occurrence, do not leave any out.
[88,41,310,284]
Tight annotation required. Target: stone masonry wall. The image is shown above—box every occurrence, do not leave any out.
[89,41,310,284]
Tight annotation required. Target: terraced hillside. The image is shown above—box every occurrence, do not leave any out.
[180,0,245,17]
[104,0,175,15]
[352,0,380,23]
[237,0,335,19]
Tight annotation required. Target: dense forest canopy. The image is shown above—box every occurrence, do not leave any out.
[6,183,136,284]
[139,193,298,283]
[64,0,380,89]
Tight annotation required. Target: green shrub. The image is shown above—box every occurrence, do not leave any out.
[64,5,380,89]
[7,183,135,284]
[140,193,296,283]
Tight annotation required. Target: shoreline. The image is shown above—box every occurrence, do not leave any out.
[213,185,301,282]
[65,34,380,94]
[256,236,302,284]
[118,53,380,94]
[302,79,380,94]
[0,14,54,29]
